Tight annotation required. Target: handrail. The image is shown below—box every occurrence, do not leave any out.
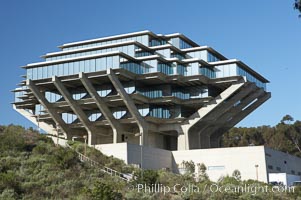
[66,143,131,181]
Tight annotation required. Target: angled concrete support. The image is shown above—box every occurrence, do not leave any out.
[13,105,57,135]
[196,83,257,148]
[52,76,106,145]
[107,69,148,145]
[179,80,246,150]
[213,88,265,129]
[210,92,271,147]
[79,72,123,143]
[26,79,71,139]
[226,92,271,128]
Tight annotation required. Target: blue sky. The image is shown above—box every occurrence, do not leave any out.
[1,0,300,128]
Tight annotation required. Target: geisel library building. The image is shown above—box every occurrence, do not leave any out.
[13,31,301,183]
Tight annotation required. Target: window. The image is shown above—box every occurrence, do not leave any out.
[207,166,225,170]
[158,63,173,75]
[88,112,102,121]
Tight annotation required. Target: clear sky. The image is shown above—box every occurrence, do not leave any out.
[1,0,300,128]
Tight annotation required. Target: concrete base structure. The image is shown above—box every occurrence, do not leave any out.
[96,143,301,183]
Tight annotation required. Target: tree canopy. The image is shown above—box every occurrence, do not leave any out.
[222,115,301,157]
[295,0,301,16]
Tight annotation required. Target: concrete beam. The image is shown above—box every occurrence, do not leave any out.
[26,79,71,138]
[226,92,271,128]
[180,80,246,150]
[215,88,265,125]
[52,76,107,145]
[195,83,256,148]
[107,68,148,145]
[207,88,265,148]
[210,92,271,147]
[79,72,123,143]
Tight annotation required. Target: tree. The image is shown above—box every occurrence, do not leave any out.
[232,169,241,181]
[281,114,294,124]
[197,163,209,181]
[294,0,301,15]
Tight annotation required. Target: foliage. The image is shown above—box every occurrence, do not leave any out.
[232,169,241,181]
[197,163,209,181]
[1,123,301,199]
[132,169,159,186]
[222,115,301,157]
[181,160,195,174]
[83,180,123,200]
[295,0,301,16]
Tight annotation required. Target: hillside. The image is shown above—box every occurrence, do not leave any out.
[0,124,300,200]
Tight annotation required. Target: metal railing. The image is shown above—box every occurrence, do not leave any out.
[66,143,131,182]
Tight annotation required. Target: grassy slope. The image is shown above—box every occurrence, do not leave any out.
[0,125,300,200]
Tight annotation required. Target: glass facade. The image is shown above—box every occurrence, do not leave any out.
[14,86,28,103]
[172,89,189,99]
[207,52,220,62]
[215,63,266,89]
[150,107,170,118]
[135,51,152,57]
[63,35,149,51]
[46,45,136,61]
[158,63,173,75]
[27,55,120,80]
[88,112,102,122]
[171,53,186,60]
[113,109,126,119]
[199,66,216,78]
[62,113,78,124]
[177,65,187,76]
[149,39,167,47]
[138,106,150,117]
[170,38,193,49]
[120,62,149,74]
[187,50,207,61]
[138,89,163,98]
[45,91,63,103]
[16,31,269,122]
[156,49,170,58]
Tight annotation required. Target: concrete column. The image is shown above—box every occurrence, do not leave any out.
[107,69,149,146]
[177,133,187,150]
[199,134,211,149]
[26,79,71,137]
[210,133,222,148]
[79,72,123,144]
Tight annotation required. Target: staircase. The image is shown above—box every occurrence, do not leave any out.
[65,143,132,182]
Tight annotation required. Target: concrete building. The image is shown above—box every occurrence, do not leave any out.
[96,144,301,183]
[47,135,301,183]
[13,30,270,150]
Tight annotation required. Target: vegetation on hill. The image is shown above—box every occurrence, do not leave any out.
[1,123,301,199]
[222,115,301,158]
